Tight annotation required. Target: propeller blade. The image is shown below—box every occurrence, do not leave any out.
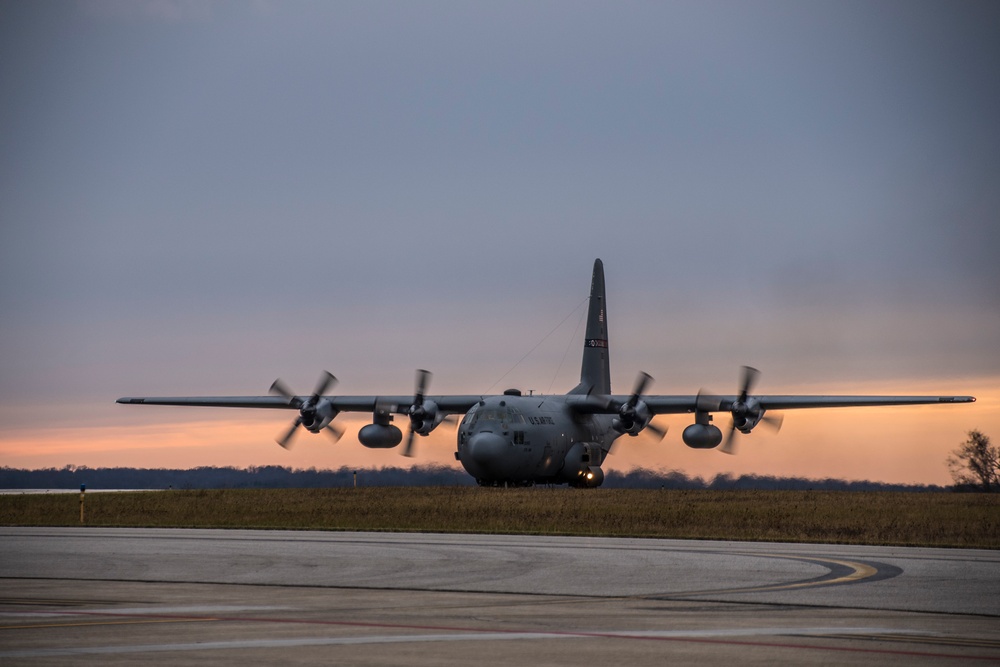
[627,372,653,407]
[762,412,784,432]
[402,414,457,458]
[402,428,417,458]
[739,365,760,400]
[645,421,668,442]
[414,369,431,402]
[311,371,337,400]
[269,379,301,407]
[403,369,433,458]
[719,421,739,455]
[721,414,781,456]
[324,423,344,443]
[276,417,303,449]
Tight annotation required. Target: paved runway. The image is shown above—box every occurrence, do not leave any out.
[1,528,998,665]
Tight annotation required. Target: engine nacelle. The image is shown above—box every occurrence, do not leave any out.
[409,399,442,436]
[733,413,762,433]
[682,423,723,449]
[613,399,652,436]
[301,398,336,433]
[358,423,403,449]
[731,397,764,433]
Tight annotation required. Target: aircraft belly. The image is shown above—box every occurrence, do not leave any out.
[458,446,536,481]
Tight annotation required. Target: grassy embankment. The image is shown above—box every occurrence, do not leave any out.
[2,487,997,548]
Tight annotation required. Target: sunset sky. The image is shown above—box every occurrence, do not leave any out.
[2,1,998,486]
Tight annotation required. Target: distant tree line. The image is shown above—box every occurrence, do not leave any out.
[602,468,947,492]
[0,465,472,490]
[0,465,948,492]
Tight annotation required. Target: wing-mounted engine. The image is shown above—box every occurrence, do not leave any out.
[402,369,453,457]
[269,372,344,449]
[358,400,403,449]
[720,366,783,454]
[301,398,337,432]
[409,398,443,436]
[612,372,667,440]
[731,395,765,433]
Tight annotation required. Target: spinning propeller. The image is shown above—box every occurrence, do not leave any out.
[403,369,432,457]
[719,366,783,455]
[269,371,343,449]
[403,369,455,457]
[614,372,667,441]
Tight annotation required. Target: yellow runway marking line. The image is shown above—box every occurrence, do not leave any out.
[0,617,217,631]
[664,553,880,597]
[736,556,878,593]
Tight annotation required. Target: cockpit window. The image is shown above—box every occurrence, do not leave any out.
[461,405,478,426]
[467,405,524,428]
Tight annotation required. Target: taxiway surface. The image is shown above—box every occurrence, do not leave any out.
[1,528,997,665]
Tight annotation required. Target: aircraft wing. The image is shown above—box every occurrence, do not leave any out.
[730,395,975,411]
[647,395,975,414]
[567,394,975,415]
[116,395,484,414]
[122,394,975,415]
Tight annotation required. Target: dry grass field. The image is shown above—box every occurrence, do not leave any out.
[2,487,997,548]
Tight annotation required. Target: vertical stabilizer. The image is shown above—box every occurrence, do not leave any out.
[569,259,611,395]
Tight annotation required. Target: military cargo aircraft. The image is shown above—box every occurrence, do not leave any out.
[118,259,975,487]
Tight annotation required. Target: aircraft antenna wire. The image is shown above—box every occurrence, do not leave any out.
[547,301,589,394]
[483,296,588,395]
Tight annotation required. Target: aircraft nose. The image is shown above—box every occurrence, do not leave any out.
[468,432,509,467]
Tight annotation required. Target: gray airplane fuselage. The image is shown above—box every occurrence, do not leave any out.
[455,393,618,487]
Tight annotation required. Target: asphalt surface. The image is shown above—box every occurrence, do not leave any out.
[1,528,998,665]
